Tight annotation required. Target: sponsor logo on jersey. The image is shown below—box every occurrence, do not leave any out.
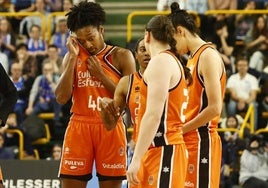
[148,175,154,185]
[188,164,195,174]
[63,159,86,171]
[102,163,125,169]
[185,181,194,187]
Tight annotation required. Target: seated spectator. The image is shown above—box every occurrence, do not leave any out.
[50,18,69,58]
[213,19,236,78]
[46,143,62,160]
[15,43,38,78]
[10,62,29,126]
[2,113,35,159]
[226,57,259,129]
[9,0,35,34]
[0,132,14,159]
[42,44,63,75]
[239,135,268,188]
[19,0,53,38]
[0,17,16,68]
[245,15,268,72]
[26,24,47,74]
[235,1,256,42]
[25,61,62,127]
[219,114,249,188]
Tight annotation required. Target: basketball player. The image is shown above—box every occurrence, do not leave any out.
[126,15,192,188]
[169,2,226,188]
[55,1,136,188]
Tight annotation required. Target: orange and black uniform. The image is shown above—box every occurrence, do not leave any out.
[135,51,188,188]
[184,44,226,188]
[58,44,127,181]
[126,71,142,143]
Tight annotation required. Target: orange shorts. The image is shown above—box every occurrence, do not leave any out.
[130,144,188,188]
[58,114,127,181]
[184,130,222,188]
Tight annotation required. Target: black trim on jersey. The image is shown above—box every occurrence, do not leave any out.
[153,104,167,147]
[103,46,122,78]
[126,74,134,104]
[193,44,214,88]
[159,145,173,188]
[198,127,210,188]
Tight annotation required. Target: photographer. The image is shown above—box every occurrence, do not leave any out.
[239,135,268,188]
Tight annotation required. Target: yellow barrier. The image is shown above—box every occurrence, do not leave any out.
[239,103,255,138]
[5,129,24,159]
[46,12,68,42]
[127,9,268,43]
[126,10,199,42]
[0,12,46,38]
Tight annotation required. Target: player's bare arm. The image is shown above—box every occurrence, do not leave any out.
[100,76,129,130]
[183,48,224,134]
[55,36,79,104]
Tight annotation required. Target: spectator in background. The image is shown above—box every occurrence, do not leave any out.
[0,133,14,159]
[235,1,256,42]
[226,57,259,129]
[0,0,10,12]
[46,143,62,160]
[25,61,61,127]
[185,0,208,14]
[239,135,268,188]
[26,24,47,74]
[245,15,268,73]
[213,19,236,78]
[9,0,35,34]
[219,114,248,188]
[0,17,17,68]
[0,113,35,159]
[42,44,63,75]
[15,43,38,78]
[19,0,52,38]
[50,19,69,58]
[157,0,185,11]
[63,0,73,12]
[44,0,62,12]
[208,0,237,21]
[10,62,29,126]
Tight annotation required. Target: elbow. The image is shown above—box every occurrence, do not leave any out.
[211,104,222,117]
[56,94,70,105]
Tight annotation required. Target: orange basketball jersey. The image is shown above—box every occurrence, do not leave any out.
[186,43,226,132]
[126,71,142,143]
[138,51,187,147]
[71,44,122,119]
[184,43,226,188]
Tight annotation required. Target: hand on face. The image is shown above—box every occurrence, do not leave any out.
[66,36,79,56]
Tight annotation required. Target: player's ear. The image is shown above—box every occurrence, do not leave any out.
[99,26,104,34]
